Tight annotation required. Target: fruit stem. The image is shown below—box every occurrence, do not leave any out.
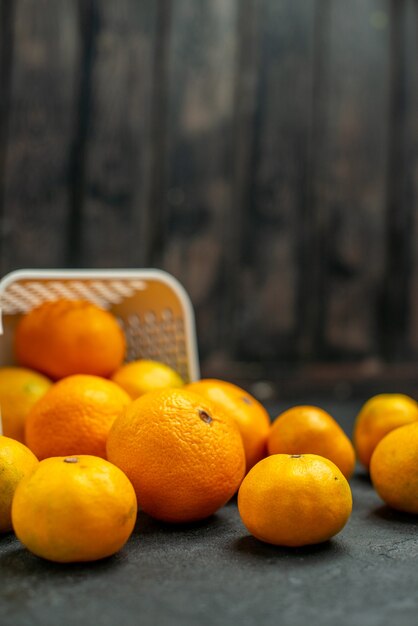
[199,410,212,424]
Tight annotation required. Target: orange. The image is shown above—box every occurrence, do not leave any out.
[107,388,246,522]
[0,367,52,442]
[12,455,137,562]
[267,405,355,479]
[238,454,352,547]
[185,379,270,471]
[25,375,131,460]
[112,359,184,399]
[370,422,418,514]
[354,394,418,469]
[0,436,38,532]
[15,298,126,379]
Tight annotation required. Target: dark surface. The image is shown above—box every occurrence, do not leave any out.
[1,1,418,371]
[1,400,418,626]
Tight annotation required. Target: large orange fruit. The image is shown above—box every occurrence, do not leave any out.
[112,359,184,399]
[12,455,137,562]
[0,436,38,532]
[15,299,126,379]
[0,367,52,443]
[25,375,131,460]
[354,394,418,469]
[185,379,270,471]
[107,388,246,522]
[268,406,355,479]
[238,454,352,547]
[370,422,418,514]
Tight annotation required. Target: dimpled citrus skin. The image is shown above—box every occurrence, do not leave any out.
[25,375,131,460]
[12,455,137,563]
[370,422,418,514]
[0,437,38,532]
[15,299,126,379]
[354,394,418,469]
[107,388,246,523]
[112,359,184,399]
[268,406,355,479]
[0,367,52,443]
[238,454,353,547]
[185,379,270,472]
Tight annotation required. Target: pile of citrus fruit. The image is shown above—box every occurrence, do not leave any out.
[0,297,417,563]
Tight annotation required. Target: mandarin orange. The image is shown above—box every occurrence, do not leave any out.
[107,388,245,522]
[112,359,184,399]
[25,375,131,460]
[185,379,270,471]
[0,436,38,532]
[238,454,352,547]
[354,394,418,469]
[268,405,355,479]
[12,455,137,562]
[370,422,418,514]
[15,299,126,379]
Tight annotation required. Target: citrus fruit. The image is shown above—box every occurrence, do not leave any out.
[107,388,246,522]
[12,455,137,562]
[0,367,52,442]
[0,436,38,532]
[185,379,270,471]
[15,298,126,379]
[267,405,355,479]
[25,375,131,460]
[354,394,418,469]
[112,359,184,399]
[370,422,418,514]
[238,454,352,547]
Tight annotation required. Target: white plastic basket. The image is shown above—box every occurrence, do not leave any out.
[0,269,200,383]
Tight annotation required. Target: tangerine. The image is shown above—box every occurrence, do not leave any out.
[185,379,270,472]
[0,367,51,443]
[238,454,352,547]
[12,455,137,562]
[107,388,245,522]
[354,394,418,469]
[112,359,184,399]
[15,299,126,379]
[0,436,38,532]
[268,405,355,479]
[25,375,131,460]
[370,422,418,514]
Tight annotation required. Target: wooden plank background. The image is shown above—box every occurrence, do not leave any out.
[0,0,417,394]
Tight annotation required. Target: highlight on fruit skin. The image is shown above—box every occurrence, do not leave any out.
[111,359,184,399]
[268,405,355,479]
[370,421,418,514]
[185,378,271,472]
[14,298,126,379]
[0,436,38,533]
[0,366,52,443]
[353,394,418,469]
[238,454,353,547]
[107,387,246,523]
[12,455,137,563]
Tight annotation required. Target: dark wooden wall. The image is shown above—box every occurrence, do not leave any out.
[0,0,417,393]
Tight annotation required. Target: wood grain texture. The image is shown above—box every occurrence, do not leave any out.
[234,0,316,361]
[0,0,416,373]
[77,0,157,268]
[0,0,78,273]
[404,0,418,353]
[161,0,238,360]
[314,0,390,357]
[0,0,15,263]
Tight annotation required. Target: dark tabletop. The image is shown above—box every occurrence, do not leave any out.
[1,399,417,626]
